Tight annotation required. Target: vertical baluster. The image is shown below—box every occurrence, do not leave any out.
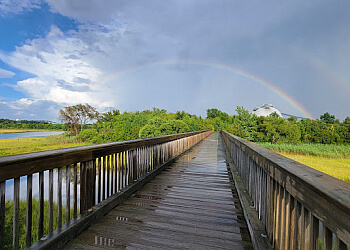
[66,165,71,223]
[310,215,319,250]
[91,160,96,207]
[118,153,121,191]
[304,208,310,250]
[335,237,347,250]
[38,171,44,239]
[119,152,123,189]
[123,151,126,188]
[284,192,291,250]
[80,162,85,212]
[114,154,118,193]
[111,155,114,195]
[13,177,20,249]
[83,160,96,212]
[0,181,5,248]
[266,175,273,241]
[106,156,110,198]
[128,151,132,185]
[151,146,154,170]
[274,183,281,248]
[141,148,144,176]
[323,226,332,250]
[58,167,62,227]
[48,169,53,233]
[280,187,286,248]
[146,147,149,172]
[122,151,126,188]
[300,205,306,250]
[295,201,302,250]
[132,150,137,181]
[289,196,296,249]
[102,158,105,200]
[98,158,101,203]
[26,174,32,247]
[126,152,130,184]
[73,164,78,218]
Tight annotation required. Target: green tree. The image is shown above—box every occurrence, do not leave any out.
[320,112,335,124]
[59,104,99,135]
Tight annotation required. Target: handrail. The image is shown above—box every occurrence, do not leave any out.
[0,130,212,249]
[221,130,350,250]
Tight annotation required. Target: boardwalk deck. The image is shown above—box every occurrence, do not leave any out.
[65,133,253,249]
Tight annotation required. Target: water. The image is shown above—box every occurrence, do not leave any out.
[0,131,64,139]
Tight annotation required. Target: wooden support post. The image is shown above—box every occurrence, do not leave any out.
[38,171,44,239]
[66,165,71,223]
[13,177,20,249]
[58,167,63,228]
[0,181,5,249]
[48,169,54,233]
[26,174,33,247]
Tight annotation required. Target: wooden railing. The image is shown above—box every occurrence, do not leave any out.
[0,130,212,249]
[221,131,350,250]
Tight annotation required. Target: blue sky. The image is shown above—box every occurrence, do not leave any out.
[0,0,350,121]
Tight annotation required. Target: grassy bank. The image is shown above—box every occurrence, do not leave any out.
[258,143,350,159]
[258,143,350,183]
[0,134,86,157]
[280,153,350,183]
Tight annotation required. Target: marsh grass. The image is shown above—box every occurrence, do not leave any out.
[258,143,350,183]
[258,143,350,159]
[4,199,77,249]
[279,153,350,183]
[0,134,86,157]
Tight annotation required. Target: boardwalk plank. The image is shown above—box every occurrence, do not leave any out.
[65,133,253,249]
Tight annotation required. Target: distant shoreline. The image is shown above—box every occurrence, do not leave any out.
[0,129,62,134]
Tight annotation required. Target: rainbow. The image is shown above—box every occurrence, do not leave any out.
[100,59,314,119]
[302,55,350,93]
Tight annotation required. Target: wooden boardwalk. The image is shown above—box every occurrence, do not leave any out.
[65,133,253,249]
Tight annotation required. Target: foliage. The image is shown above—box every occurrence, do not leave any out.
[59,103,99,136]
[71,107,350,146]
[139,119,190,138]
[320,112,336,124]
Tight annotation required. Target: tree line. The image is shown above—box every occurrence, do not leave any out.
[0,119,64,130]
[59,104,350,145]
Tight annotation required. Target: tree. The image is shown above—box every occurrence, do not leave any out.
[59,104,99,136]
[320,112,335,124]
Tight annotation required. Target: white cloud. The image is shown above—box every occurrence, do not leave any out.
[0,68,15,78]
[0,99,63,121]
[0,0,41,15]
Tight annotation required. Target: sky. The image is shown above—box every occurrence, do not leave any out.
[0,0,350,122]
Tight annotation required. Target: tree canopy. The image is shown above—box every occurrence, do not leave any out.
[59,103,99,136]
[61,106,350,145]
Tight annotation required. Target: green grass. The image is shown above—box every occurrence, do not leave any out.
[258,143,350,159]
[4,199,77,249]
[0,134,86,157]
[257,143,350,183]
